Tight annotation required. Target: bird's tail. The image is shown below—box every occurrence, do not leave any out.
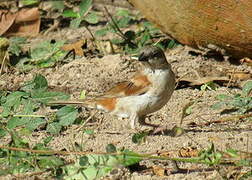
[48,99,97,109]
[49,97,116,112]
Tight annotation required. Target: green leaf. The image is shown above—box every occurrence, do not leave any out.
[20,0,38,6]
[21,74,48,92]
[242,80,252,96]
[26,118,45,131]
[167,39,179,49]
[57,106,78,126]
[117,16,131,28]
[138,31,151,47]
[32,90,69,104]
[7,117,29,129]
[106,144,116,153]
[3,91,28,107]
[0,128,7,137]
[79,0,92,16]
[200,82,218,91]
[95,28,110,37]
[185,105,193,115]
[38,156,64,169]
[79,156,89,166]
[8,37,26,56]
[30,40,65,63]
[132,131,148,144]
[119,150,142,166]
[70,18,82,28]
[116,9,130,17]
[17,40,66,71]
[15,57,34,72]
[62,9,79,18]
[85,12,99,24]
[11,132,29,147]
[84,129,94,135]
[216,94,230,100]
[51,1,65,10]
[110,38,124,45]
[211,102,226,110]
[2,91,29,117]
[32,74,48,90]
[226,149,238,157]
[43,136,53,145]
[46,122,62,134]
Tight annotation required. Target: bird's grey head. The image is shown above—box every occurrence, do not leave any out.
[138,46,170,69]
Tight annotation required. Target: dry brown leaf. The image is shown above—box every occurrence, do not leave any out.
[240,57,252,66]
[152,165,165,176]
[179,147,199,157]
[95,40,120,55]
[0,10,17,35]
[226,71,251,81]
[158,150,178,158]
[0,37,10,73]
[1,8,40,37]
[61,39,86,56]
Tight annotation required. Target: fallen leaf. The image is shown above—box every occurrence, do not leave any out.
[179,147,199,157]
[0,37,10,73]
[61,39,86,56]
[95,40,120,55]
[1,8,40,37]
[0,10,17,35]
[152,165,165,176]
[240,57,252,66]
[226,71,251,81]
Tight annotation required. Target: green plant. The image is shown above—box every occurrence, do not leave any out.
[0,143,250,178]
[198,143,222,165]
[0,74,78,135]
[212,81,252,114]
[62,144,142,179]
[132,131,148,144]
[16,40,66,71]
[20,0,39,6]
[8,37,27,57]
[95,9,179,54]
[62,0,99,28]
[200,81,218,91]
[0,132,64,176]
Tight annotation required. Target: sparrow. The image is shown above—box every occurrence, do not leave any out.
[50,46,175,129]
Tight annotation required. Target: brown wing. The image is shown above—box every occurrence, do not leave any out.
[102,73,151,98]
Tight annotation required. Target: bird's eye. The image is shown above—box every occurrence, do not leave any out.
[138,52,148,61]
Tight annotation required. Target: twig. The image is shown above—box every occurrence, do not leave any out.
[103,6,137,48]
[13,161,74,178]
[104,6,126,40]
[13,114,46,118]
[0,52,8,74]
[0,145,251,166]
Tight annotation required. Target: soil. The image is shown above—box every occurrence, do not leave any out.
[1,3,252,180]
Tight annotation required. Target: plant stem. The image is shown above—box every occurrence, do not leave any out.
[13,114,46,118]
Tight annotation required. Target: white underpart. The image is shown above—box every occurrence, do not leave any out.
[111,68,175,129]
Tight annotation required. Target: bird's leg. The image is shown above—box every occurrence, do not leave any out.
[139,115,159,128]
[129,113,139,129]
